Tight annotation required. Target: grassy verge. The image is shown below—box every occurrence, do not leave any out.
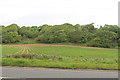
[2,45,118,70]
[2,58,118,70]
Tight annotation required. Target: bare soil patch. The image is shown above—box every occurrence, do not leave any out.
[1,44,117,50]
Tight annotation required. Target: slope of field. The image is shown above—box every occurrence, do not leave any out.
[2,44,118,70]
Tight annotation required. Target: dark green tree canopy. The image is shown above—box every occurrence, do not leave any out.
[2,23,119,48]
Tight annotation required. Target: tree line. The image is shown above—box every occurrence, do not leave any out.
[1,23,120,48]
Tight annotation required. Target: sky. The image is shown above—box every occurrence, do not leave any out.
[0,0,119,27]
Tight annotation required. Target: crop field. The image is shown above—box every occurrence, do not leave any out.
[1,44,118,70]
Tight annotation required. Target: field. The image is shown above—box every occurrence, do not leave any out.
[2,44,118,70]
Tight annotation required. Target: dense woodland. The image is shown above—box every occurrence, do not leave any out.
[1,23,120,48]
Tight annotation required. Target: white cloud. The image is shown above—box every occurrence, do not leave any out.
[0,0,119,26]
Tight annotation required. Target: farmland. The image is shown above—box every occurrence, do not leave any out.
[1,44,118,70]
[1,23,119,70]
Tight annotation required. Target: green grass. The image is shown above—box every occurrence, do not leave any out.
[2,58,118,70]
[2,46,20,55]
[30,46,118,58]
[2,45,118,70]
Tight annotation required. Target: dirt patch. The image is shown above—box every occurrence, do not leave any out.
[1,44,117,50]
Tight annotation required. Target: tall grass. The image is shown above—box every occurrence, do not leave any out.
[2,58,118,70]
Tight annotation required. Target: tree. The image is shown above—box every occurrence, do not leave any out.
[2,23,119,48]
[2,24,22,43]
[87,29,118,48]
[2,32,21,43]
[19,26,39,39]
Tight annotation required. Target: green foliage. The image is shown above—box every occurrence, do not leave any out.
[2,23,119,48]
[86,28,118,48]
[19,26,39,39]
[2,24,22,43]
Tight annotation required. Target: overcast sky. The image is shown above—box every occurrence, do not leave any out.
[0,0,119,27]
